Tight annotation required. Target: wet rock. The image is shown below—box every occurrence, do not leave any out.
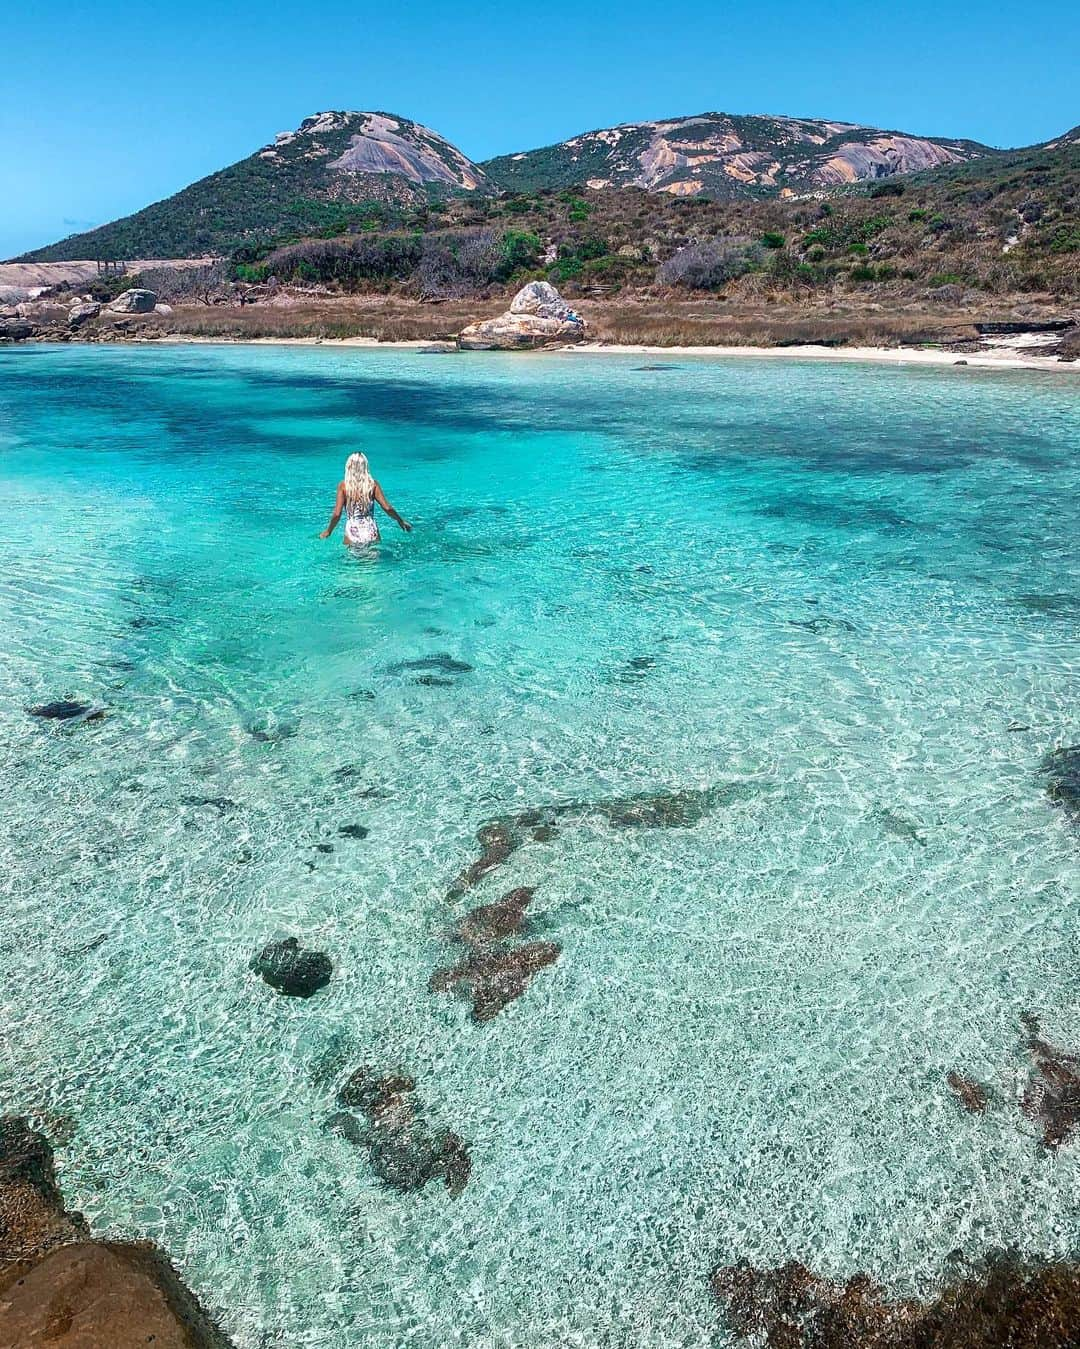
[251,937,333,998]
[27,699,105,723]
[416,674,455,687]
[1040,744,1080,817]
[430,941,561,1022]
[946,1071,988,1114]
[0,1116,88,1266]
[331,1070,470,1196]
[635,364,681,371]
[452,886,536,946]
[711,1251,1080,1348]
[314,842,334,854]
[1020,1012,1080,1151]
[449,821,520,897]
[338,823,370,839]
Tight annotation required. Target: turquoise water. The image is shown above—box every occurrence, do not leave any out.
[1,343,1078,1347]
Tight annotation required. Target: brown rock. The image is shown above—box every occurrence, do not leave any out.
[429,940,561,1022]
[0,1117,88,1268]
[452,887,536,946]
[0,1241,233,1348]
[946,1072,988,1114]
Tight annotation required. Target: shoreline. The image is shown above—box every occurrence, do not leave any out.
[148,333,1080,372]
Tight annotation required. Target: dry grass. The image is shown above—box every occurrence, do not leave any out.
[95,293,1059,350]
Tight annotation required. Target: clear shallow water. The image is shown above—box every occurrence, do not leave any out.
[0,344,1078,1347]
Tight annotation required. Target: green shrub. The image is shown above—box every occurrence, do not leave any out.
[908,209,928,222]
[849,264,877,282]
[501,230,542,272]
[927,272,964,287]
[870,180,905,198]
[761,231,785,249]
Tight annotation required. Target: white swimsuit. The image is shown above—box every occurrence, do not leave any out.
[344,497,379,546]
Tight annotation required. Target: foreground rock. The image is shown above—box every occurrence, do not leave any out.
[457,282,586,351]
[251,937,333,997]
[0,1116,233,1348]
[711,1251,1080,1348]
[328,1069,471,1196]
[27,699,105,724]
[107,287,157,314]
[451,886,535,946]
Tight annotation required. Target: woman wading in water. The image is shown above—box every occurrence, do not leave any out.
[320,452,411,546]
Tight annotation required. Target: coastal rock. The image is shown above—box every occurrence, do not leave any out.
[0,319,36,341]
[67,301,101,328]
[458,282,586,351]
[251,937,333,998]
[0,1117,234,1347]
[430,941,561,1022]
[154,302,174,316]
[0,1241,235,1349]
[332,1070,471,1196]
[107,288,157,314]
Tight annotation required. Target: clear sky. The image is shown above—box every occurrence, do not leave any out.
[2,0,1077,259]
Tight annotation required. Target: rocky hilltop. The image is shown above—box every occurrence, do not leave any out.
[20,110,492,263]
[482,111,990,198]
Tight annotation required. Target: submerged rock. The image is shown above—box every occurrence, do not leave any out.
[448,785,750,896]
[452,886,536,946]
[251,937,332,998]
[711,1251,1080,1348]
[872,808,927,847]
[246,719,299,743]
[946,1071,988,1114]
[788,616,858,634]
[1040,744,1080,818]
[430,941,561,1022]
[27,699,105,723]
[1020,1012,1080,1151]
[387,653,473,676]
[331,1070,470,1196]
[338,823,370,840]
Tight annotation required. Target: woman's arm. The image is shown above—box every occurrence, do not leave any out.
[374,480,412,532]
[320,483,346,538]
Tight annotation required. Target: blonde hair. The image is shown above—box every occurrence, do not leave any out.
[344,452,374,508]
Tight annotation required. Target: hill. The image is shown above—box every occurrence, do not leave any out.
[17,111,492,262]
[481,112,992,198]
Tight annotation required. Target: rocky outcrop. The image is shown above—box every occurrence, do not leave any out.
[251,937,333,997]
[0,1116,234,1348]
[1041,744,1080,818]
[1020,1012,1080,1151]
[458,282,586,350]
[107,288,157,314]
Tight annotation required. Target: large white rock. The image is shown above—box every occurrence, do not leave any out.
[458,282,586,351]
[68,301,101,327]
[107,288,157,314]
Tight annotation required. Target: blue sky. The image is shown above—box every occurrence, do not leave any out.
[2,0,1077,259]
